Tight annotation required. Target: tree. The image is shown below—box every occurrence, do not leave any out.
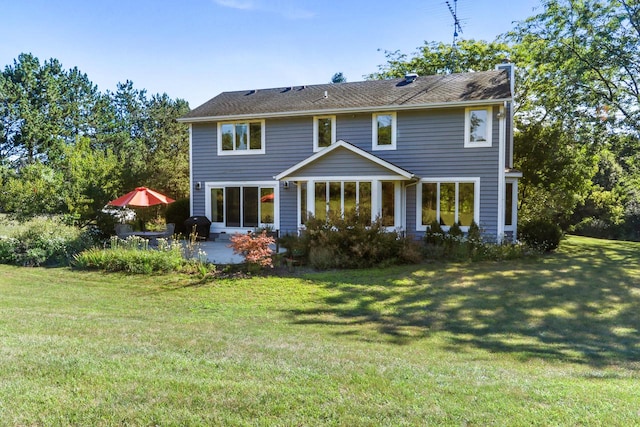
[368,39,511,79]
[508,0,640,132]
[143,94,190,199]
[108,80,150,190]
[54,137,121,225]
[0,161,65,219]
[514,122,598,225]
[507,0,640,238]
[330,72,347,83]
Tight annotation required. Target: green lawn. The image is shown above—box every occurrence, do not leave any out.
[1,235,639,426]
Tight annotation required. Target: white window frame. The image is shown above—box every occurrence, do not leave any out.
[298,178,402,230]
[372,112,397,151]
[217,120,266,156]
[464,107,493,148]
[204,181,279,233]
[504,179,518,233]
[313,115,336,152]
[416,178,481,231]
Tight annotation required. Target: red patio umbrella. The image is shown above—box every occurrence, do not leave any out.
[108,187,175,207]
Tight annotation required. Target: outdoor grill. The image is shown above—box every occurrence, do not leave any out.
[184,216,212,240]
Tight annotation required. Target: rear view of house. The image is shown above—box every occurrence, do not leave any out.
[178,63,520,241]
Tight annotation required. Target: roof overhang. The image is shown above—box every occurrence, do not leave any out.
[274,140,416,181]
[177,98,512,123]
[505,168,523,178]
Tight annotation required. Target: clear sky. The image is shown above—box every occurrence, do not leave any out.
[1,0,541,108]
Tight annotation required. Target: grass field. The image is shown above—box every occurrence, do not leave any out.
[1,235,639,425]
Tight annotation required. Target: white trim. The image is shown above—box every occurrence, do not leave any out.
[188,124,194,216]
[464,106,493,148]
[372,112,397,151]
[275,140,414,181]
[504,179,519,242]
[204,181,280,233]
[216,120,266,156]
[283,175,412,182]
[177,99,512,123]
[313,115,336,152]
[415,177,481,232]
[497,104,506,241]
[504,180,518,233]
[297,178,402,230]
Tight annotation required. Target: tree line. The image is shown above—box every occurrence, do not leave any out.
[0,53,190,225]
[1,0,639,241]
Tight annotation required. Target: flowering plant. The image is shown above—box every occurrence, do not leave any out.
[229,230,275,268]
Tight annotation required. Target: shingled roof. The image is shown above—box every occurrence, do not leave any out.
[179,69,511,122]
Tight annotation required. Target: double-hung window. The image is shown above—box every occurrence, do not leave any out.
[217,120,265,155]
[313,116,336,152]
[417,179,480,230]
[464,107,492,148]
[372,112,396,150]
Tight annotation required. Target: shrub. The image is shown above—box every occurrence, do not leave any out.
[229,231,275,269]
[0,217,96,266]
[518,219,563,252]
[165,198,191,236]
[424,220,445,246]
[73,236,185,273]
[285,210,420,269]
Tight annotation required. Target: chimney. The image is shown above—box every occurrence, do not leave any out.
[496,60,515,97]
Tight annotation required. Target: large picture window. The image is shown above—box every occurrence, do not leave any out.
[464,107,492,148]
[208,184,275,229]
[305,180,372,225]
[217,120,265,155]
[417,179,480,230]
[313,116,336,152]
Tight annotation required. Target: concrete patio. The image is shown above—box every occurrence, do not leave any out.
[197,239,244,264]
[189,235,284,265]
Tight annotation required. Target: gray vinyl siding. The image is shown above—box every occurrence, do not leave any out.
[293,147,400,177]
[335,109,500,237]
[190,106,503,237]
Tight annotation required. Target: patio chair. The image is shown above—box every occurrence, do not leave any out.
[114,223,134,239]
[159,223,175,238]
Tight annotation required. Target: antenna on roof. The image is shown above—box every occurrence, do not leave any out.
[445,0,463,47]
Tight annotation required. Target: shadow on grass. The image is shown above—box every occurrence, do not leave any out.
[285,237,640,367]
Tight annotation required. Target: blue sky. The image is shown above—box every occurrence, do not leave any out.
[1,0,541,108]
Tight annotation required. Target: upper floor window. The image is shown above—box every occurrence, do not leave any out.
[372,112,397,150]
[313,115,336,152]
[464,107,492,148]
[217,120,265,155]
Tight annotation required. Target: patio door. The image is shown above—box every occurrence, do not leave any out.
[209,183,276,230]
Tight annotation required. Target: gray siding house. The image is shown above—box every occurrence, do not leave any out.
[178,64,521,241]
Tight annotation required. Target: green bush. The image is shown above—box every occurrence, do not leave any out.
[282,210,421,269]
[0,217,96,266]
[165,198,190,236]
[422,220,531,262]
[424,220,445,245]
[518,219,563,252]
[73,236,185,273]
